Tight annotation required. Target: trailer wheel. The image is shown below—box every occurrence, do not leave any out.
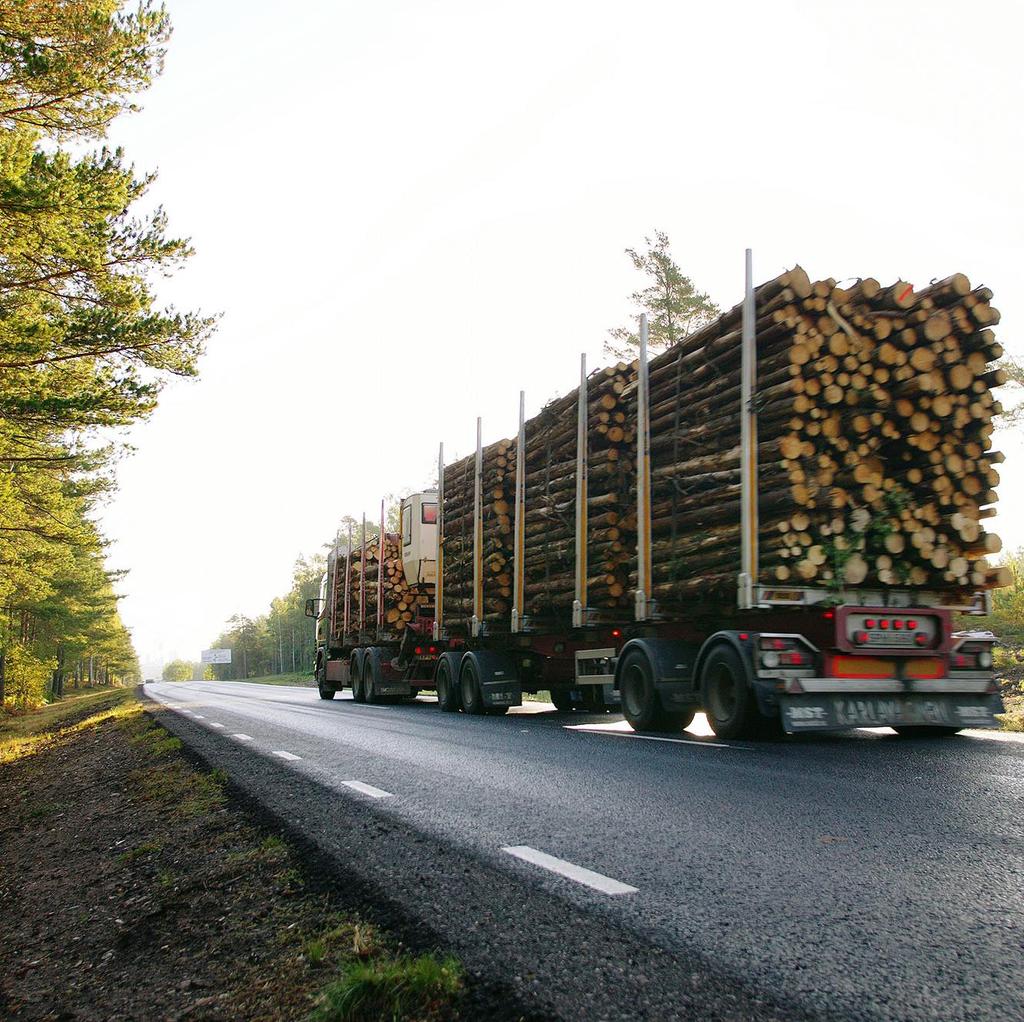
[619,650,687,732]
[459,659,486,715]
[351,656,366,704]
[700,644,768,740]
[435,658,460,712]
[363,654,379,704]
[549,688,576,713]
[893,725,962,738]
[317,672,336,701]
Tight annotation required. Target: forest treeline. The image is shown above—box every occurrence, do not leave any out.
[0,3,211,708]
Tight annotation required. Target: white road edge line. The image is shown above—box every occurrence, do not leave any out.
[272,751,301,761]
[502,846,638,896]
[231,733,254,741]
[342,780,394,799]
[210,723,225,729]
[564,725,738,749]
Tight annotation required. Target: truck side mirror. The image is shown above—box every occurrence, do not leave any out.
[304,598,321,619]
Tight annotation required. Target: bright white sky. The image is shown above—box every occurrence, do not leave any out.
[99,0,1024,678]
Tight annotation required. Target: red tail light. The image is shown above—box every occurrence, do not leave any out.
[414,646,423,655]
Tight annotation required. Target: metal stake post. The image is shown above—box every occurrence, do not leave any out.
[738,248,759,609]
[434,443,444,642]
[573,354,588,628]
[359,513,366,636]
[635,314,652,622]
[472,417,483,637]
[329,539,339,640]
[377,499,385,634]
[343,524,352,636]
[511,393,526,633]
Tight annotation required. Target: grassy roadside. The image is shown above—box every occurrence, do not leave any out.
[0,688,465,1020]
[204,671,316,688]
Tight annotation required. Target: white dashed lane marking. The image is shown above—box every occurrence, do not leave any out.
[272,751,301,761]
[342,781,393,799]
[193,714,205,719]
[210,723,225,729]
[232,734,254,742]
[502,845,639,896]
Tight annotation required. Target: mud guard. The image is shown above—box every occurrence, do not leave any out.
[465,650,522,709]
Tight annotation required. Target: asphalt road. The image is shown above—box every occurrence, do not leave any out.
[144,681,1023,1022]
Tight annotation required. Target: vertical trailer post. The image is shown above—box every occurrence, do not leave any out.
[434,443,444,642]
[377,499,385,634]
[343,523,352,636]
[635,314,653,622]
[738,248,759,609]
[329,540,339,640]
[359,513,366,636]
[472,417,483,637]
[573,354,588,628]
[511,393,526,633]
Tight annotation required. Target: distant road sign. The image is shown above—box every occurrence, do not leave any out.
[201,648,232,664]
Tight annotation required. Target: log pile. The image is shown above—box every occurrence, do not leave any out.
[440,265,1008,629]
[330,534,431,637]
[442,439,517,623]
[643,268,1009,605]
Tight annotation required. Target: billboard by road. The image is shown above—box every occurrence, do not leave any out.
[201,648,232,665]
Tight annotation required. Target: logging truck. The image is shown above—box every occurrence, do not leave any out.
[307,252,1006,738]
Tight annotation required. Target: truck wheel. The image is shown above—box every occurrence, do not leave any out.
[351,657,366,704]
[549,688,576,713]
[435,658,460,712]
[363,656,379,704]
[459,659,486,715]
[317,668,336,701]
[701,645,769,740]
[893,725,962,738]
[619,650,687,732]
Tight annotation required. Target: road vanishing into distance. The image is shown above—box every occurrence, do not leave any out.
[145,681,1023,1022]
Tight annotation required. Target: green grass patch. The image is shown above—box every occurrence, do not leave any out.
[0,687,138,764]
[310,953,463,1022]
[218,672,315,688]
[117,841,162,864]
[998,694,1024,732]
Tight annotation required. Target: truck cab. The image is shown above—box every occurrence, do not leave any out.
[401,490,438,585]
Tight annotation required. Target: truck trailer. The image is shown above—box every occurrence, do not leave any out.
[308,253,1005,738]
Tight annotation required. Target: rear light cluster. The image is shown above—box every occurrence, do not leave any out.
[852,617,929,647]
[413,645,439,656]
[759,636,812,670]
[951,644,994,671]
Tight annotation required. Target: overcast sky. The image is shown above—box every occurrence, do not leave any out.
[99,0,1024,678]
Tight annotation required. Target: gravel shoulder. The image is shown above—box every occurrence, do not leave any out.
[0,687,515,1021]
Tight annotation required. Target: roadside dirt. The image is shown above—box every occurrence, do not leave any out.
[0,690,527,1021]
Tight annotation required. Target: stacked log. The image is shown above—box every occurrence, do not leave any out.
[522,363,637,619]
[329,534,431,637]
[642,268,1009,605]
[441,438,517,623]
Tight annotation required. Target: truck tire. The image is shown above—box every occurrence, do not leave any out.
[315,659,336,700]
[893,725,962,738]
[619,650,688,732]
[459,658,486,715]
[351,655,366,704]
[362,654,379,704]
[435,658,460,712]
[549,688,576,713]
[700,644,770,740]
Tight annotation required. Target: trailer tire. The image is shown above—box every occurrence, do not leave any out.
[700,644,770,740]
[351,656,366,704]
[893,725,962,738]
[459,658,486,716]
[435,658,460,712]
[619,650,688,732]
[549,688,576,712]
[363,654,379,704]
